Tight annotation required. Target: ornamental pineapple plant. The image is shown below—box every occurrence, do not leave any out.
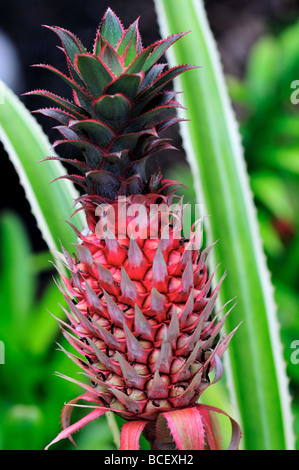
[28,8,241,450]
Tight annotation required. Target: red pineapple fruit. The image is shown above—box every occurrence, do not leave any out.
[28,8,241,450]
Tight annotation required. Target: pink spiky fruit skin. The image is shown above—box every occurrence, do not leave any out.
[55,195,235,425]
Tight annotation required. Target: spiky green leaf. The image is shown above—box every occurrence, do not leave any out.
[93,94,131,129]
[100,8,124,48]
[100,43,123,76]
[75,54,114,97]
[104,73,143,100]
[69,119,115,147]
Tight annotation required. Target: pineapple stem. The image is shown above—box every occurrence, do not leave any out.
[106,412,121,449]
[144,419,177,450]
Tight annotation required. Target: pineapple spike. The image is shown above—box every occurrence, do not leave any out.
[95,262,115,288]
[84,281,105,315]
[199,241,218,271]
[208,352,224,386]
[86,337,121,375]
[198,294,218,325]
[58,308,82,337]
[104,234,127,266]
[62,296,98,336]
[75,244,94,270]
[64,220,90,242]
[54,372,106,399]
[121,266,138,302]
[159,226,172,253]
[201,342,224,385]
[103,289,125,326]
[147,370,169,399]
[127,238,146,270]
[212,297,237,324]
[172,369,203,408]
[211,269,227,297]
[155,327,172,374]
[109,387,143,414]
[92,320,126,352]
[60,328,92,356]
[70,271,84,294]
[59,241,74,269]
[172,341,202,382]
[204,303,237,350]
[150,287,166,316]
[50,261,76,297]
[115,351,146,389]
[152,245,168,290]
[48,307,78,334]
[123,323,148,363]
[56,342,92,373]
[168,310,180,349]
[215,323,242,361]
[201,298,235,336]
[201,264,223,298]
[182,256,194,292]
[179,288,194,328]
[134,304,155,341]
[178,318,204,356]
[77,373,112,400]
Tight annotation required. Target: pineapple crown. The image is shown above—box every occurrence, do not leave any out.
[26,8,195,204]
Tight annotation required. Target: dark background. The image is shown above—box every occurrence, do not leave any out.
[1,0,299,252]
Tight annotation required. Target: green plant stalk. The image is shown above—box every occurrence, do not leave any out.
[154,0,294,449]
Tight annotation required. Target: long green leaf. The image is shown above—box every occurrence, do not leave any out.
[0,80,85,256]
[154,0,294,449]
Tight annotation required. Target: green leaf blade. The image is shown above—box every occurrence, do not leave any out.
[75,54,114,97]
[100,8,124,48]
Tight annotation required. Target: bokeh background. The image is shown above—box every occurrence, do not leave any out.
[1,0,299,449]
